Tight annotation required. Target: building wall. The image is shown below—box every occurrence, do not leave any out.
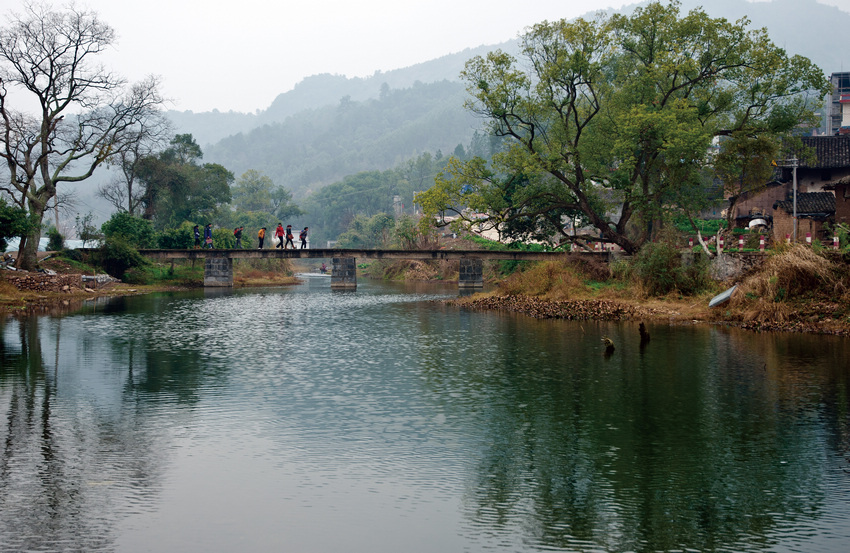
[827,72,850,135]
[835,183,850,226]
[772,212,828,242]
[798,168,850,193]
[733,184,787,221]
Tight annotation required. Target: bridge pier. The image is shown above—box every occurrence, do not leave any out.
[331,257,357,290]
[204,257,233,287]
[458,259,484,289]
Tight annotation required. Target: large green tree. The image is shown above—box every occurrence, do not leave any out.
[418,1,828,253]
[136,134,233,229]
[0,3,166,270]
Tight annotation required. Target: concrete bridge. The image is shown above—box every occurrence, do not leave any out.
[137,248,614,290]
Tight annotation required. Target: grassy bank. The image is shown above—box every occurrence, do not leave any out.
[1,254,300,314]
[368,243,850,335]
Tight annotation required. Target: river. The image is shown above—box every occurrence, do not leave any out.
[1,277,849,552]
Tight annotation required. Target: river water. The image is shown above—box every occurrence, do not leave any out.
[1,277,849,552]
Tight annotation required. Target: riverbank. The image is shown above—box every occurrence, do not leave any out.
[0,255,301,315]
[440,245,850,336]
[5,245,849,336]
[447,292,850,336]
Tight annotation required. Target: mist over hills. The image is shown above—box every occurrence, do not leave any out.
[167,0,849,200]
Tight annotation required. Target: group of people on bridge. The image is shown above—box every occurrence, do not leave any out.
[193,223,308,250]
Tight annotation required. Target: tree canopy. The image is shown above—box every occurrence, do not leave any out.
[0,2,166,269]
[417,1,829,253]
[134,134,233,229]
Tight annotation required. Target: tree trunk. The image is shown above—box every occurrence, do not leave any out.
[15,197,48,271]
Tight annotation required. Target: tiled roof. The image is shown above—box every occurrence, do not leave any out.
[793,136,850,168]
[773,192,835,215]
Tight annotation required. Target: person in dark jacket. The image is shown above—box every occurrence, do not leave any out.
[299,227,308,249]
[284,224,295,249]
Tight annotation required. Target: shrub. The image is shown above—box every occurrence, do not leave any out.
[628,241,711,296]
[46,227,64,251]
[95,237,149,279]
[212,228,235,249]
[101,213,156,249]
[158,221,195,249]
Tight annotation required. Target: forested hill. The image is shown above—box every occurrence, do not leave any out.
[203,80,480,198]
[166,44,502,148]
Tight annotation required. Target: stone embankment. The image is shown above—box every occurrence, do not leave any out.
[3,272,116,293]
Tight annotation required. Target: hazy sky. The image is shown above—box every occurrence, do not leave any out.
[1,0,849,114]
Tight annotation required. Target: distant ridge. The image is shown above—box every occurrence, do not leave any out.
[169,0,848,148]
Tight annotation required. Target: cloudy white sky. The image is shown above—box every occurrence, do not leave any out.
[2,0,849,114]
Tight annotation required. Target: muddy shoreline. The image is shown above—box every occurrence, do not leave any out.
[446,293,850,336]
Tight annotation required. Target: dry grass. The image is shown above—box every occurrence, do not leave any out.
[734,244,835,301]
[374,259,456,281]
[497,260,588,300]
[730,244,841,323]
[234,269,299,287]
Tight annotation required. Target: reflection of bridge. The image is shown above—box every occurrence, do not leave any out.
[138,248,613,290]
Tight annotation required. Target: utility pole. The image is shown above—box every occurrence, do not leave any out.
[776,158,799,241]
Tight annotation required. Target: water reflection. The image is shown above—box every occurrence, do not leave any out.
[1,282,848,552]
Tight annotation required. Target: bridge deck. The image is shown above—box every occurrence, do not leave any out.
[130,248,613,261]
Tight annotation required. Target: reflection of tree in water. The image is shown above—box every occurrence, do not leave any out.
[0,315,178,552]
[418,314,848,551]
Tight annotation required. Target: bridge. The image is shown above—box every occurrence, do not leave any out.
[137,248,615,290]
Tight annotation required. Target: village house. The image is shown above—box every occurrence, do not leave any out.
[727,135,850,242]
[772,192,835,243]
[825,175,850,227]
[770,135,850,242]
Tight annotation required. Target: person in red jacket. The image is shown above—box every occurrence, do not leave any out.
[275,223,285,249]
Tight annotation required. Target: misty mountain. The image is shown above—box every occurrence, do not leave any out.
[168,44,503,148]
[167,0,849,201]
[203,80,479,198]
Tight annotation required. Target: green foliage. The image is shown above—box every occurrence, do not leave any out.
[626,241,711,296]
[212,228,235,249]
[57,249,98,273]
[157,221,195,249]
[673,216,726,236]
[101,212,156,248]
[95,237,149,279]
[74,212,101,247]
[301,151,452,245]
[136,134,233,229]
[419,1,828,254]
[230,170,302,219]
[337,213,396,249]
[46,227,64,251]
[0,199,30,252]
[124,261,204,285]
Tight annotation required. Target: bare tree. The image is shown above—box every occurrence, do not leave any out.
[98,112,171,215]
[0,3,167,270]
